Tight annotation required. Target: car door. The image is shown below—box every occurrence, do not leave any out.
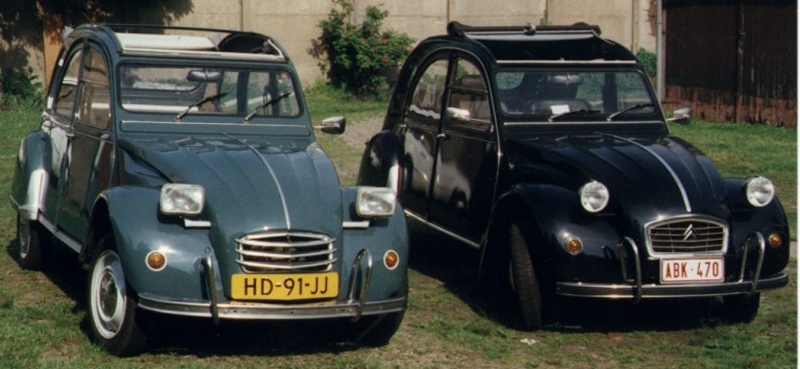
[398,56,450,217]
[428,57,497,244]
[42,42,84,229]
[55,43,113,241]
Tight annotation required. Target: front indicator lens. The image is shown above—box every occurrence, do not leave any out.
[384,250,400,270]
[146,251,167,271]
[356,187,396,218]
[564,237,583,255]
[745,176,775,207]
[579,181,610,213]
[768,233,783,249]
[160,183,205,216]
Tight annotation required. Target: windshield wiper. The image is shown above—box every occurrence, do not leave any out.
[606,103,655,121]
[244,92,294,122]
[175,92,228,121]
[548,109,601,122]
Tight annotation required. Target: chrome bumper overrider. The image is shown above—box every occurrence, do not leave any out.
[556,232,789,302]
[137,248,406,322]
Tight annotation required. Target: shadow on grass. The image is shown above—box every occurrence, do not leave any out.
[405,221,738,334]
[5,238,376,357]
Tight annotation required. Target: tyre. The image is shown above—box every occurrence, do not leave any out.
[720,293,761,324]
[87,235,147,356]
[16,215,42,270]
[507,222,543,330]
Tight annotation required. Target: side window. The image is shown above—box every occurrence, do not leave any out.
[407,59,448,122]
[447,59,491,131]
[76,47,110,129]
[53,48,83,118]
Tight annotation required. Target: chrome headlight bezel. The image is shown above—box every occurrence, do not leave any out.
[578,180,610,213]
[159,183,205,216]
[745,176,775,208]
[356,187,396,218]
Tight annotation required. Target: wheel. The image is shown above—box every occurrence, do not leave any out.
[17,215,42,270]
[87,235,147,356]
[507,222,543,330]
[720,293,761,324]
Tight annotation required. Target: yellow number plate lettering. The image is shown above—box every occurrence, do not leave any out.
[231,272,339,301]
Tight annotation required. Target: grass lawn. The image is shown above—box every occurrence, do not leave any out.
[0,94,794,368]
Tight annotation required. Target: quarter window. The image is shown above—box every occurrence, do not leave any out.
[407,59,448,121]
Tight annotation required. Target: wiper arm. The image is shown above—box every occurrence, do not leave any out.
[244,92,294,122]
[548,109,601,122]
[606,103,655,121]
[176,92,228,121]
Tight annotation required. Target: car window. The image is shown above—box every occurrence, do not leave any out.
[75,46,110,129]
[446,58,491,131]
[119,65,300,119]
[496,69,657,122]
[407,59,448,122]
[53,48,83,118]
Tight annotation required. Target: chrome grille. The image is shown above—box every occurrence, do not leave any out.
[235,231,337,273]
[646,217,728,255]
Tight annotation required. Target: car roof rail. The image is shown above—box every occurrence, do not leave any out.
[447,21,601,38]
[101,23,288,61]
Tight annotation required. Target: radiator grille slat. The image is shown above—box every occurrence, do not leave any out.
[646,218,728,255]
[235,231,336,273]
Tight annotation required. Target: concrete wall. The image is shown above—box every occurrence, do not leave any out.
[22,0,657,88]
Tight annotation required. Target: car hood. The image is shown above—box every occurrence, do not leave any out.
[506,133,730,220]
[119,134,342,236]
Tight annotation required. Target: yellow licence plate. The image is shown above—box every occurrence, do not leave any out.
[231,272,339,301]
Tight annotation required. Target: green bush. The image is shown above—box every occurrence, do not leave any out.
[317,0,414,96]
[636,48,657,77]
[0,67,44,108]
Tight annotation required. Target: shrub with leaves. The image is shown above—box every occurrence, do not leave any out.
[636,48,657,77]
[317,0,414,96]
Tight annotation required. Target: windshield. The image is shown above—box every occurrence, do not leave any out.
[496,69,659,122]
[119,64,301,121]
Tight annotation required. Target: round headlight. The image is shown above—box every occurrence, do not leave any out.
[579,181,609,213]
[745,176,774,207]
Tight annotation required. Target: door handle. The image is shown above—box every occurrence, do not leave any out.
[436,133,449,141]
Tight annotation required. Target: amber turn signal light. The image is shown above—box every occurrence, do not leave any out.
[768,233,783,249]
[384,250,400,270]
[146,251,167,271]
[564,237,583,255]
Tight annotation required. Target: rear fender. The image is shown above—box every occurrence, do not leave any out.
[11,132,52,220]
[356,131,403,190]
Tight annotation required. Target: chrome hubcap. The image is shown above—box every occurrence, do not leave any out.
[90,251,127,339]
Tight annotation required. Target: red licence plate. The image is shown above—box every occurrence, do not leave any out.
[660,257,724,284]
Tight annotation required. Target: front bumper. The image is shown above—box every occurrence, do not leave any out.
[138,248,406,322]
[555,233,790,302]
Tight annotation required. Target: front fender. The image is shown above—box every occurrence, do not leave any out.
[102,186,214,301]
[339,187,409,301]
[486,183,624,283]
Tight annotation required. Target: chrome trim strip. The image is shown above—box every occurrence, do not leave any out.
[609,135,692,213]
[404,210,481,249]
[203,248,219,325]
[347,249,373,322]
[184,219,212,228]
[38,214,82,253]
[556,273,789,299]
[496,60,638,65]
[343,221,370,229]
[750,232,766,295]
[228,134,292,229]
[137,294,407,320]
[619,237,643,303]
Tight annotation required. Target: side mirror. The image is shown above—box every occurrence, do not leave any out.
[667,107,692,124]
[318,116,346,134]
